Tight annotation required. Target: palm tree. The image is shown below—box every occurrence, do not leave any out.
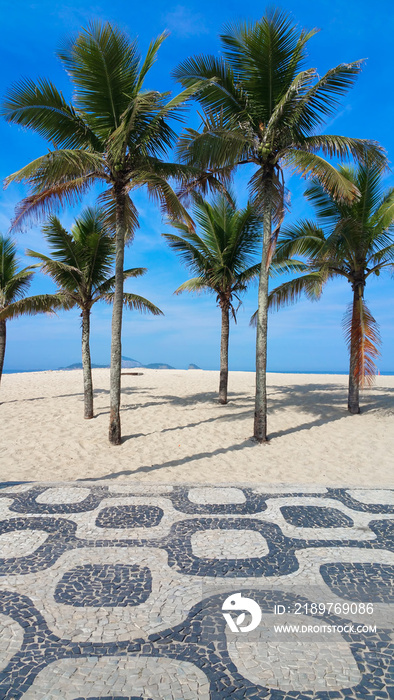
[0,235,62,384]
[173,8,386,441]
[1,22,204,443]
[266,163,394,414]
[163,194,263,403]
[27,207,163,419]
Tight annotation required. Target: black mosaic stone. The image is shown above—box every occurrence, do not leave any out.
[0,516,78,575]
[3,485,108,515]
[0,482,30,490]
[167,486,269,515]
[160,517,300,577]
[96,505,164,528]
[54,563,152,607]
[280,505,354,528]
[368,520,394,549]
[327,489,394,515]
[320,563,394,603]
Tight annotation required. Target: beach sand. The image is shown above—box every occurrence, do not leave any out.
[0,369,393,486]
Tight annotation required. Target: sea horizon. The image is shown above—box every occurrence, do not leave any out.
[3,368,394,376]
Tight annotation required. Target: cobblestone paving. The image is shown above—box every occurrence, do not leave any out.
[0,482,393,699]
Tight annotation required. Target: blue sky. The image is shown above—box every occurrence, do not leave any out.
[1,0,393,372]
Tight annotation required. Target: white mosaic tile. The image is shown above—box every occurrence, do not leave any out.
[0,613,24,671]
[0,484,33,494]
[32,496,193,541]
[35,487,91,504]
[191,529,269,559]
[0,530,48,558]
[253,486,328,494]
[226,618,361,691]
[348,489,394,505]
[0,547,206,643]
[107,484,173,494]
[22,656,211,699]
[188,487,246,504]
[248,497,389,541]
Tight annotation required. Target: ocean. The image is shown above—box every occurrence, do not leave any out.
[3,368,394,376]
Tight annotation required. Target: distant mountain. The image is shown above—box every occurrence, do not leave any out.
[188,363,201,370]
[58,356,178,371]
[121,356,143,368]
[59,356,142,371]
[145,363,174,370]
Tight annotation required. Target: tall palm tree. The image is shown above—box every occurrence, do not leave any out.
[0,235,62,384]
[27,207,163,419]
[164,194,263,403]
[173,8,386,441]
[1,22,204,443]
[266,163,394,414]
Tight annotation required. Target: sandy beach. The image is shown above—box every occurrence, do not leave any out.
[0,368,393,485]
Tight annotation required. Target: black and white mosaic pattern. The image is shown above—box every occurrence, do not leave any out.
[0,482,393,699]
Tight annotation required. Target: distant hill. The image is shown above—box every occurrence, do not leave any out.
[121,356,143,368]
[58,356,174,371]
[145,363,175,370]
[188,363,201,370]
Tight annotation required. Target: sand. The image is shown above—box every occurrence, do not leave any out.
[0,368,393,486]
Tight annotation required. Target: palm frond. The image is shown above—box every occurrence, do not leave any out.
[173,277,210,294]
[371,186,394,232]
[2,268,35,303]
[136,32,169,92]
[96,189,139,241]
[25,252,83,292]
[343,296,380,387]
[285,150,359,202]
[294,60,363,133]
[138,172,194,227]
[221,10,315,120]
[9,176,97,232]
[1,77,101,150]
[301,135,386,169]
[103,292,163,315]
[0,292,71,320]
[274,219,326,260]
[250,270,326,326]
[268,271,326,310]
[58,21,141,136]
[95,267,147,297]
[173,54,248,123]
[269,258,310,277]
[5,150,105,190]
[366,244,394,273]
[162,231,213,275]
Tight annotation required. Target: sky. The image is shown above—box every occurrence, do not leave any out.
[0,0,393,372]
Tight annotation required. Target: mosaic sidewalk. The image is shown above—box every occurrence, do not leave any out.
[0,482,393,699]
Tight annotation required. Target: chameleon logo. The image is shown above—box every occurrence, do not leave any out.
[222,592,262,633]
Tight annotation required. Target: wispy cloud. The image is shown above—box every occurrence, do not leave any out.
[163,5,209,38]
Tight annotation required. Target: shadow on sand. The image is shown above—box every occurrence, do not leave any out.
[79,382,394,481]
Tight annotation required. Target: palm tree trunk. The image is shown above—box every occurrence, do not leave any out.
[0,319,6,385]
[109,185,126,444]
[348,284,362,414]
[219,304,230,404]
[81,308,93,419]
[254,202,272,442]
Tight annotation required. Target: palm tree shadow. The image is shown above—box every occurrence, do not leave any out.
[81,438,256,481]
[97,383,394,433]
[82,382,394,480]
